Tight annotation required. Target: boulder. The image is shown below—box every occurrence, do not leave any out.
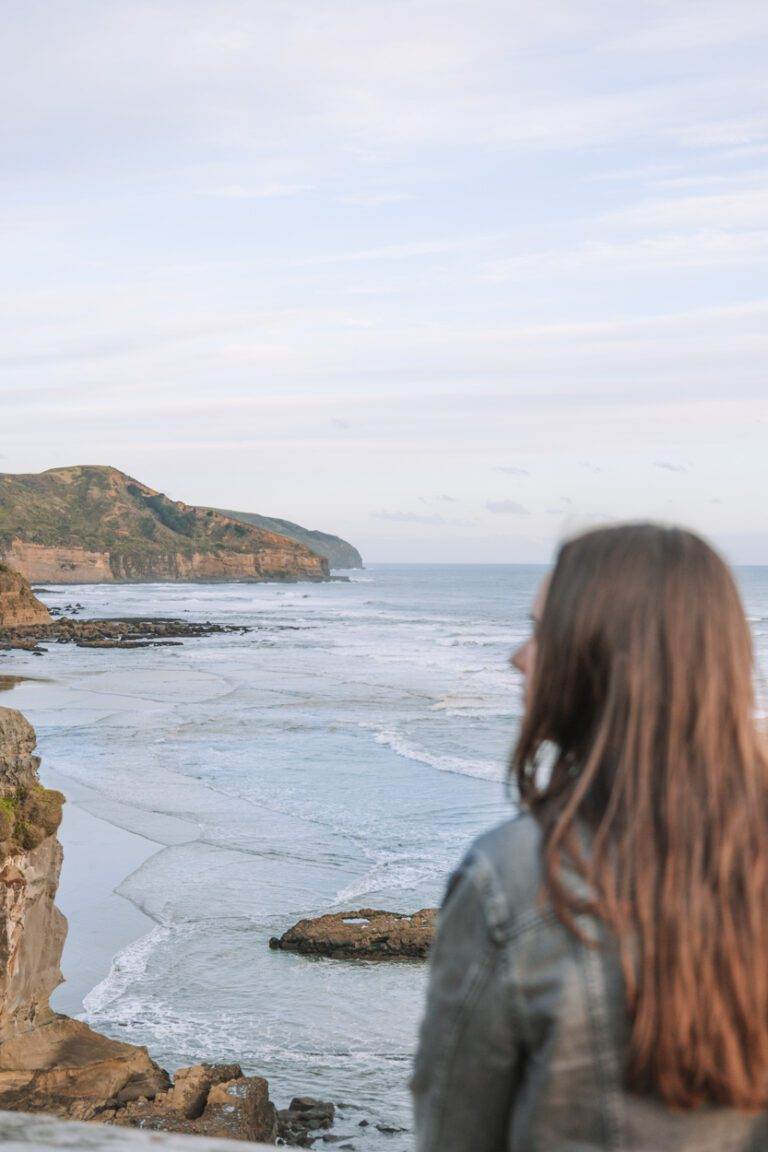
[277,1096,335,1146]
[269,908,437,960]
[0,565,51,628]
[0,1015,171,1121]
[0,708,40,791]
[114,1064,278,1143]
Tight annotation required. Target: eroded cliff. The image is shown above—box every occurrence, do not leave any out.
[0,466,329,584]
[212,509,363,570]
[0,565,51,628]
[0,707,169,1118]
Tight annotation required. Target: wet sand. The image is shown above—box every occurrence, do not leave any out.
[1,666,163,1013]
[0,674,51,692]
[41,766,161,1017]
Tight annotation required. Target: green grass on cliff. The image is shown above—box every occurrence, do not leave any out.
[0,466,324,570]
[211,508,363,569]
[0,784,64,853]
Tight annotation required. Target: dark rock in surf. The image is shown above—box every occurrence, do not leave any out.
[0,615,250,654]
[269,908,437,960]
[278,1096,336,1146]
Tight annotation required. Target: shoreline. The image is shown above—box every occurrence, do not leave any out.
[39,765,166,1017]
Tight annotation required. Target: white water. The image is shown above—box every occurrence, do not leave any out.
[4,563,768,1149]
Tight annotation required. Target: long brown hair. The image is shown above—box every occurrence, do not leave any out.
[512,523,768,1109]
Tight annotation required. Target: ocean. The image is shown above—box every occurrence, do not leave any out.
[4,564,768,1149]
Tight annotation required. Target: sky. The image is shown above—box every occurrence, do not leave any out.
[2,1,767,563]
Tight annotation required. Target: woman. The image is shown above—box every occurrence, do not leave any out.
[412,523,768,1151]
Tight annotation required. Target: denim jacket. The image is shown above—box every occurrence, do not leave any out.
[411,814,767,1152]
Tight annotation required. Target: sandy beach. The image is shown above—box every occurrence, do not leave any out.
[42,767,160,1016]
[2,568,767,1150]
[0,673,196,1019]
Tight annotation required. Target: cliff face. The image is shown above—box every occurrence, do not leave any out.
[0,709,64,1042]
[0,707,169,1118]
[0,565,51,628]
[213,509,363,570]
[0,466,330,585]
[0,707,278,1141]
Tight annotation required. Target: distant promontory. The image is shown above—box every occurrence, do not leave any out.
[0,466,353,584]
[212,508,363,570]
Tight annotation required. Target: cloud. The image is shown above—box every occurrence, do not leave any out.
[336,191,414,207]
[545,496,573,514]
[654,460,688,473]
[372,509,446,525]
[675,115,768,150]
[207,183,313,199]
[0,4,687,163]
[480,230,768,281]
[2,3,767,561]
[486,499,529,515]
[290,235,494,267]
[606,190,768,231]
[372,508,476,527]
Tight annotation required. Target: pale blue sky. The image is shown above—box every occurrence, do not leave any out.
[2,2,767,562]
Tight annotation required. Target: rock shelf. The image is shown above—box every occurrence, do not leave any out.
[269,908,437,960]
[0,617,250,653]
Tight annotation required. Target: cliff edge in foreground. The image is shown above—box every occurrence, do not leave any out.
[0,707,169,1121]
[0,467,329,584]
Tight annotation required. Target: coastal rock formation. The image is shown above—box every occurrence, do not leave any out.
[0,466,329,584]
[0,706,279,1143]
[213,508,363,570]
[110,1063,277,1142]
[0,707,170,1122]
[269,908,437,960]
[0,709,66,1041]
[0,616,250,654]
[0,565,51,628]
[277,1098,335,1147]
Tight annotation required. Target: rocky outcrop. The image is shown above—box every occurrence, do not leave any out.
[110,1063,277,1142]
[0,710,66,1042]
[0,707,171,1123]
[0,466,330,584]
[0,566,51,629]
[278,1098,335,1147]
[0,1111,276,1150]
[0,707,279,1143]
[213,509,363,570]
[269,908,437,960]
[0,1017,172,1122]
[1,617,249,654]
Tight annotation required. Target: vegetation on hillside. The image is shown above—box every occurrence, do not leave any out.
[214,508,363,569]
[0,466,327,574]
[0,783,64,854]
